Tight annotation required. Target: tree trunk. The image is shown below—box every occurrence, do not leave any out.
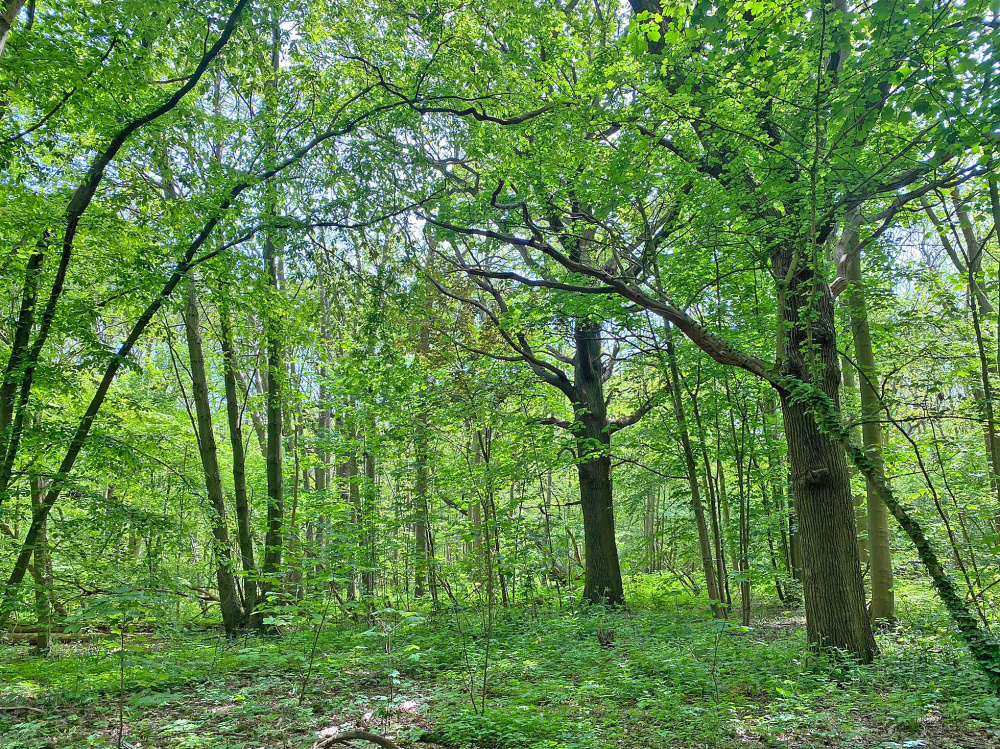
[845,242,894,622]
[0,0,26,60]
[256,20,284,628]
[414,424,430,598]
[0,244,45,512]
[775,248,876,662]
[573,317,624,606]
[218,298,258,621]
[182,278,243,636]
[664,322,723,617]
[28,472,51,654]
[362,448,377,597]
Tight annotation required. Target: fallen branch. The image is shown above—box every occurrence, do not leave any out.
[314,731,402,749]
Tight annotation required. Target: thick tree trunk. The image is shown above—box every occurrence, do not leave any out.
[182,279,243,636]
[776,252,876,662]
[575,422,623,606]
[573,317,624,606]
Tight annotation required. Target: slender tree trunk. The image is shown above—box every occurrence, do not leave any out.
[256,21,285,629]
[362,448,377,597]
[844,242,894,621]
[644,488,656,573]
[182,278,243,636]
[664,323,723,617]
[28,472,51,653]
[716,456,734,606]
[693,395,728,606]
[414,421,430,598]
[724,378,752,625]
[218,298,258,621]
[842,351,870,568]
[0,243,45,511]
[346,426,360,602]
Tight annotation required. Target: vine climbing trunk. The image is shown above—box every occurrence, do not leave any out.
[774,243,876,662]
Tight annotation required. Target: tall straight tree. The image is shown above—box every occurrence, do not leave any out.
[181,278,243,636]
[256,19,286,624]
[834,229,895,622]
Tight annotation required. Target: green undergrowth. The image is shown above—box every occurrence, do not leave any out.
[2,578,999,748]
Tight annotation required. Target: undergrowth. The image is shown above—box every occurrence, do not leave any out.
[2,577,998,748]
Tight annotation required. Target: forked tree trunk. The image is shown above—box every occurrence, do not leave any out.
[182,279,243,636]
[218,299,258,620]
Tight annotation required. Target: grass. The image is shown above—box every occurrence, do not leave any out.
[2,577,999,749]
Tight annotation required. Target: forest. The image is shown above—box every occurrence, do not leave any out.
[1,0,999,747]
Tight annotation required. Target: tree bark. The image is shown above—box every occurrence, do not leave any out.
[775,247,876,661]
[218,297,258,620]
[0,0,26,61]
[28,471,51,654]
[574,317,624,606]
[182,278,243,636]
[664,322,723,617]
[844,243,894,622]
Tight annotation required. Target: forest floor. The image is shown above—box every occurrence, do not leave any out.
[2,579,999,749]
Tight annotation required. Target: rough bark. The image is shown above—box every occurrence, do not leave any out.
[775,247,876,662]
[575,317,624,607]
